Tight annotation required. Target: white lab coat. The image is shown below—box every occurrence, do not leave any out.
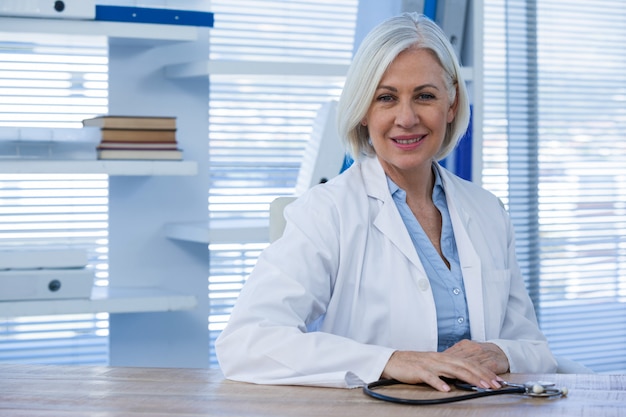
[215,156,557,388]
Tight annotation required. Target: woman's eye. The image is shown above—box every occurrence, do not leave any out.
[377,94,395,102]
[417,93,436,100]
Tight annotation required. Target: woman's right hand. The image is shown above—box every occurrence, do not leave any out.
[381,350,503,392]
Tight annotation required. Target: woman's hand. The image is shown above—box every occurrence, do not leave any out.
[381,341,508,392]
[444,340,510,374]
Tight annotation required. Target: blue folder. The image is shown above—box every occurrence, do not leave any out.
[95,5,214,27]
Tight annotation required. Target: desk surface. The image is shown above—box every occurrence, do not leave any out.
[0,364,624,416]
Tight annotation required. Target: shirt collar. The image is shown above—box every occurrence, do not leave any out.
[386,163,444,200]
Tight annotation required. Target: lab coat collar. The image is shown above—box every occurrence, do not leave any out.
[359,156,390,202]
[359,156,425,270]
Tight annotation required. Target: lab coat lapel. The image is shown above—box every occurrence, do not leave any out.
[438,166,487,341]
[361,157,424,269]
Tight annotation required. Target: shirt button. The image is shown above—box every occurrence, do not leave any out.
[457,317,465,324]
[453,287,461,295]
[418,279,430,291]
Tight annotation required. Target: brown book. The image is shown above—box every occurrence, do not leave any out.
[83,115,176,130]
[99,129,177,143]
[97,142,180,150]
[97,149,183,160]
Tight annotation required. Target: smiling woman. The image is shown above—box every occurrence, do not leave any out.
[215,12,556,391]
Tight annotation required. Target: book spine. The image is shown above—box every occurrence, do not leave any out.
[99,130,177,143]
[97,143,179,150]
[97,149,183,160]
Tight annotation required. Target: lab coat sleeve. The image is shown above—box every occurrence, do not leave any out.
[215,192,395,388]
[487,207,558,373]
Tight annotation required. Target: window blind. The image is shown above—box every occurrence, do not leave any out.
[0,32,109,365]
[207,0,358,366]
[481,0,626,373]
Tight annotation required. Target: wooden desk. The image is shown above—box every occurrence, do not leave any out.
[0,364,624,416]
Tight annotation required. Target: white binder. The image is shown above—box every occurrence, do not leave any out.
[0,0,95,20]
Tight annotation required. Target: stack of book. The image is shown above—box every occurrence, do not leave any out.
[82,115,183,160]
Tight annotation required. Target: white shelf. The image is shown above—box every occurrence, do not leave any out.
[166,60,351,78]
[0,286,197,317]
[0,160,198,176]
[166,59,474,81]
[0,16,199,45]
[165,219,270,244]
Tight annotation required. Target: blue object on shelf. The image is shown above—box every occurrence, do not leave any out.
[453,106,472,182]
[440,104,473,181]
[423,0,438,20]
[95,5,214,27]
[339,154,353,173]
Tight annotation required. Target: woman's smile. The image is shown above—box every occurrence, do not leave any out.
[392,134,426,147]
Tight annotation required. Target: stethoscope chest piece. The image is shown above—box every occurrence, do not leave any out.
[522,381,569,397]
[456,380,568,398]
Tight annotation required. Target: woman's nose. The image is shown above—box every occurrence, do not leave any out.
[395,101,419,127]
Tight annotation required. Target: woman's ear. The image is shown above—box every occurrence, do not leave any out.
[360,117,368,126]
[447,87,459,123]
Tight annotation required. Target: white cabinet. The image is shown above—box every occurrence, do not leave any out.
[0,15,211,368]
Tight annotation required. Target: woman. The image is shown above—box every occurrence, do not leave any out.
[215,13,557,391]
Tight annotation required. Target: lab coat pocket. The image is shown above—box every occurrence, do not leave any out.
[482,268,512,332]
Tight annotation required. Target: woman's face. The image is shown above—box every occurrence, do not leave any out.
[362,47,457,179]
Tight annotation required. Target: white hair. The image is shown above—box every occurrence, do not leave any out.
[337,12,470,161]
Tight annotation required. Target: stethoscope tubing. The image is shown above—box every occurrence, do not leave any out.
[363,378,561,405]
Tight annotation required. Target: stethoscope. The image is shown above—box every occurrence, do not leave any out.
[363,378,568,405]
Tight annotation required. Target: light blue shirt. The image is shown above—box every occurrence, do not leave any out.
[388,166,471,352]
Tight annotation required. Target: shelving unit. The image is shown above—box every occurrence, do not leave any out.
[0,13,212,368]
